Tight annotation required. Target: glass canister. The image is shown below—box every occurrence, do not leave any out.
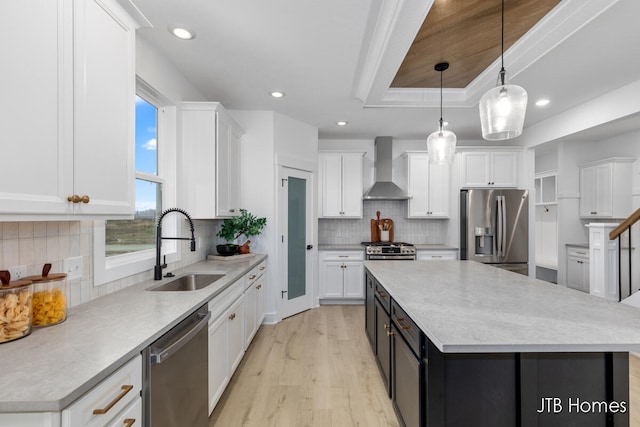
[24,264,68,328]
[0,270,33,344]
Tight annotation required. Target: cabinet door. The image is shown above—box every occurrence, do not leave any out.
[490,152,518,187]
[341,154,363,217]
[374,299,392,396]
[320,154,344,217]
[594,163,613,217]
[255,275,266,327]
[0,1,73,215]
[227,297,245,375]
[73,0,135,216]
[320,262,345,298]
[567,256,587,292]
[365,274,376,349]
[343,261,364,298]
[243,283,257,349]
[208,314,229,414]
[216,112,233,217]
[428,162,450,217]
[462,153,491,187]
[407,154,429,217]
[228,124,243,215]
[580,166,597,217]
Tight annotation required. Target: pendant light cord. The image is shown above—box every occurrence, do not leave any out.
[499,0,506,85]
[439,68,443,130]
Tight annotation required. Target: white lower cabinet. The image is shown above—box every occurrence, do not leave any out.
[319,251,364,301]
[244,261,266,348]
[566,246,590,293]
[208,261,266,415]
[62,355,142,427]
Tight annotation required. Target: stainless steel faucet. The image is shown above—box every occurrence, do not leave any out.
[155,208,196,280]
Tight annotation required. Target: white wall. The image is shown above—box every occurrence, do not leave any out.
[232,111,319,323]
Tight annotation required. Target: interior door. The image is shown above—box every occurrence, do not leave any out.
[279,167,314,319]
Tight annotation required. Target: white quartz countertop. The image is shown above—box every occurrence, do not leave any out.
[0,254,267,413]
[365,260,640,354]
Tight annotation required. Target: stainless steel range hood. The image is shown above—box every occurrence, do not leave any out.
[363,136,410,200]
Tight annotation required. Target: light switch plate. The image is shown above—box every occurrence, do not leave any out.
[63,256,83,281]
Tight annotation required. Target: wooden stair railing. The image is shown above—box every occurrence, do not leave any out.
[610,208,640,301]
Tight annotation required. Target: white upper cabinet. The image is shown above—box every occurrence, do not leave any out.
[0,0,145,219]
[579,158,634,219]
[406,153,450,218]
[182,102,244,219]
[462,151,519,188]
[318,152,363,218]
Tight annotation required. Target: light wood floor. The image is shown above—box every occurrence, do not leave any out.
[209,305,399,427]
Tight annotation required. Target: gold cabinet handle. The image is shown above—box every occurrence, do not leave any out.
[93,385,133,414]
[248,274,256,280]
[383,324,390,330]
[124,419,136,427]
[229,313,236,320]
[396,317,412,330]
[255,284,262,290]
[387,331,395,337]
[67,194,90,204]
[259,266,265,270]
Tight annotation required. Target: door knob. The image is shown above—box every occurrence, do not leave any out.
[306,244,313,250]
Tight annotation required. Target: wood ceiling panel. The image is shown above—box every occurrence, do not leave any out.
[391,0,561,88]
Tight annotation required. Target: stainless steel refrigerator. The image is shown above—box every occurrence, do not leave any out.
[460,189,529,275]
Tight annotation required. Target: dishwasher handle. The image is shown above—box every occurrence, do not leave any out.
[150,310,211,364]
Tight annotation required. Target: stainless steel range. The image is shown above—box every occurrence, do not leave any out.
[363,242,416,260]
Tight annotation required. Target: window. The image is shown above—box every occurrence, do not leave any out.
[94,79,177,285]
[105,96,161,257]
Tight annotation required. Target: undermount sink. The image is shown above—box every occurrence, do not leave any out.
[148,273,225,292]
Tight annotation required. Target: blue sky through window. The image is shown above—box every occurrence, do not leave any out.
[135,96,158,212]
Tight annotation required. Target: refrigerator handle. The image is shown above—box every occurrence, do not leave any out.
[496,196,502,257]
[500,195,507,257]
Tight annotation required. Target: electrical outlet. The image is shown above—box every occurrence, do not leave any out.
[63,256,83,281]
[8,265,27,280]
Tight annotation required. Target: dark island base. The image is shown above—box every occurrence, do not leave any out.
[425,342,629,427]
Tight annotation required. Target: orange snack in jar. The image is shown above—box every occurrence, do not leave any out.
[24,264,68,328]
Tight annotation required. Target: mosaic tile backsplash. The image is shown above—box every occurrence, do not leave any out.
[319,200,448,244]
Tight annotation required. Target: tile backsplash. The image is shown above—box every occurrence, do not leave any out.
[0,220,217,308]
[319,200,448,244]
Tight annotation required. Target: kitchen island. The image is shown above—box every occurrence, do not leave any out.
[365,260,639,427]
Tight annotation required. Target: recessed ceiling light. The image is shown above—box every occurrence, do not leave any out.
[169,27,195,40]
[337,121,348,126]
[270,91,285,98]
[536,99,550,107]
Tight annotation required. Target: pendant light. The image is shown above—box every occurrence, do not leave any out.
[427,62,456,164]
[479,0,528,141]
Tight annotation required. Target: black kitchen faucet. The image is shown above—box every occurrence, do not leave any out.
[154,208,196,280]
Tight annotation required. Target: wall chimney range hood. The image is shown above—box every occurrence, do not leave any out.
[363,137,411,200]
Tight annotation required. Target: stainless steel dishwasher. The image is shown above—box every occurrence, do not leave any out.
[143,304,210,427]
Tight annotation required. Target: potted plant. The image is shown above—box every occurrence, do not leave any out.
[216,209,267,256]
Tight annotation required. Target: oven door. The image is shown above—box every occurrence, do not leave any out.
[367,254,416,260]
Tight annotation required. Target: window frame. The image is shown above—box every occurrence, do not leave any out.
[93,78,179,286]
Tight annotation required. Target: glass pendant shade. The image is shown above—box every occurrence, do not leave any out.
[427,125,456,165]
[479,76,528,140]
[428,62,456,164]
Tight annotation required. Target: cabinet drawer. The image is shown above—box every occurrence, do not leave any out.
[321,251,364,261]
[374,281,391,313]
[106,397,141,427]
[209,281,244,322]
[62,355,142,427]
[567,247,589,258]
[244,261,266,289]
[417,251,457,261]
